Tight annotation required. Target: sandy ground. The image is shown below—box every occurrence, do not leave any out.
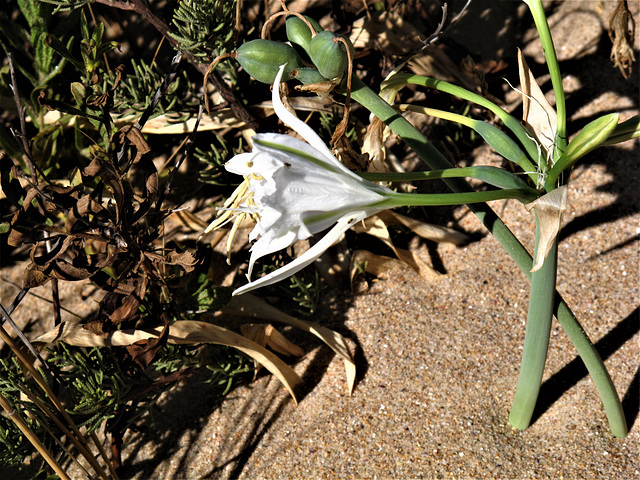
[1,1,638,479]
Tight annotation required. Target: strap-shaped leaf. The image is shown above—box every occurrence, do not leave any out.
[545,113,619,190]
[400,105,538,178]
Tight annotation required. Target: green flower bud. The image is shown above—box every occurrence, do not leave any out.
[308,31,351,80]
[286,15,323,52]
[237,39,303,84]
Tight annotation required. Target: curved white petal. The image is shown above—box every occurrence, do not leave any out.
[272,65,343,169]
[233,213,367,296]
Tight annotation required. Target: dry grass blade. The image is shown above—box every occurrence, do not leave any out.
[33,321,302,403]
[517,48,558,157]
[0,394,70,480]
[226,295,357,395]
[241,323,305,357]
[525,185,567,272]
[376,210,468,245]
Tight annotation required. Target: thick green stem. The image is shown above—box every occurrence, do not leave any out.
[555,301,628,437]
[350,77,627,437]
[379,189,533,207]
[509,215,557,430]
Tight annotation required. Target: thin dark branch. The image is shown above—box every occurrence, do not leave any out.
[396,0,473,68]
[421,3,448,47]
[156,104,204,213]
[7,53,49,186]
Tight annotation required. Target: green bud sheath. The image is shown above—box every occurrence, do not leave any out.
[237,39,303,84]
[293,67,327,85]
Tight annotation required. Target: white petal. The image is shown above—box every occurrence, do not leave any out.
[233,213,368,296]
[272,65,345,170]
[246,228,298,279]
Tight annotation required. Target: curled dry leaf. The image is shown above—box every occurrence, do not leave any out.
[376,210,468,245]
[33,320,302,403]
[517,49,558,159]
[225,295,357,395]
[240,324,305,357]
[525,185,568,272]
[351,214,438,280]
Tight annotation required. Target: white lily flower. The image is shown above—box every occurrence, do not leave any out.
[224,64,397,295]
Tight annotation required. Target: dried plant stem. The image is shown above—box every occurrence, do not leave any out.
[0,325,113,479]
[0,394,70,480]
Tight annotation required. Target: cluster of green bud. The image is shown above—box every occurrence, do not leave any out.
[235,15,353,86]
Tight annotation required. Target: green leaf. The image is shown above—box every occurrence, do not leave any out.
[545,113,619,190]
[360,166,539,201]
[400,105,538,179]
[602,115,640,146]
[45,34,84,71]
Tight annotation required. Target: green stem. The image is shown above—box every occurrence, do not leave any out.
[555,298,628,437]
[350,76,627,437]
[509,214,557,430]
[360,166,538,198]
[380,189,532,207]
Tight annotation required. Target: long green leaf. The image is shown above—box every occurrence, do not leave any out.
[401,105,538,179]
[545,113,619,190]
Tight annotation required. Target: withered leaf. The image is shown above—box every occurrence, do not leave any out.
[226,295,356,395]
[119,125,151,165]
[22,266,49,289]
[241,324,305,357]
[165,250,198,272]
[517,49,557,158]
[125,319,170,369]
[34,320,302,402]
[110,292,142,325]
[0,154,26,207]
[525,185,567,272]
[64,194,108,234]
[84,150,125,223]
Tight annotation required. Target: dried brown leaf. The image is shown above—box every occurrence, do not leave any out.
[518,49,557,157]
[125,319,170,369]
[226,295,356,395]
[525,186,567,272]
[361,115,388,173]
[33,320,302,403]
[165,250,198,272]
[608,0,636,79]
